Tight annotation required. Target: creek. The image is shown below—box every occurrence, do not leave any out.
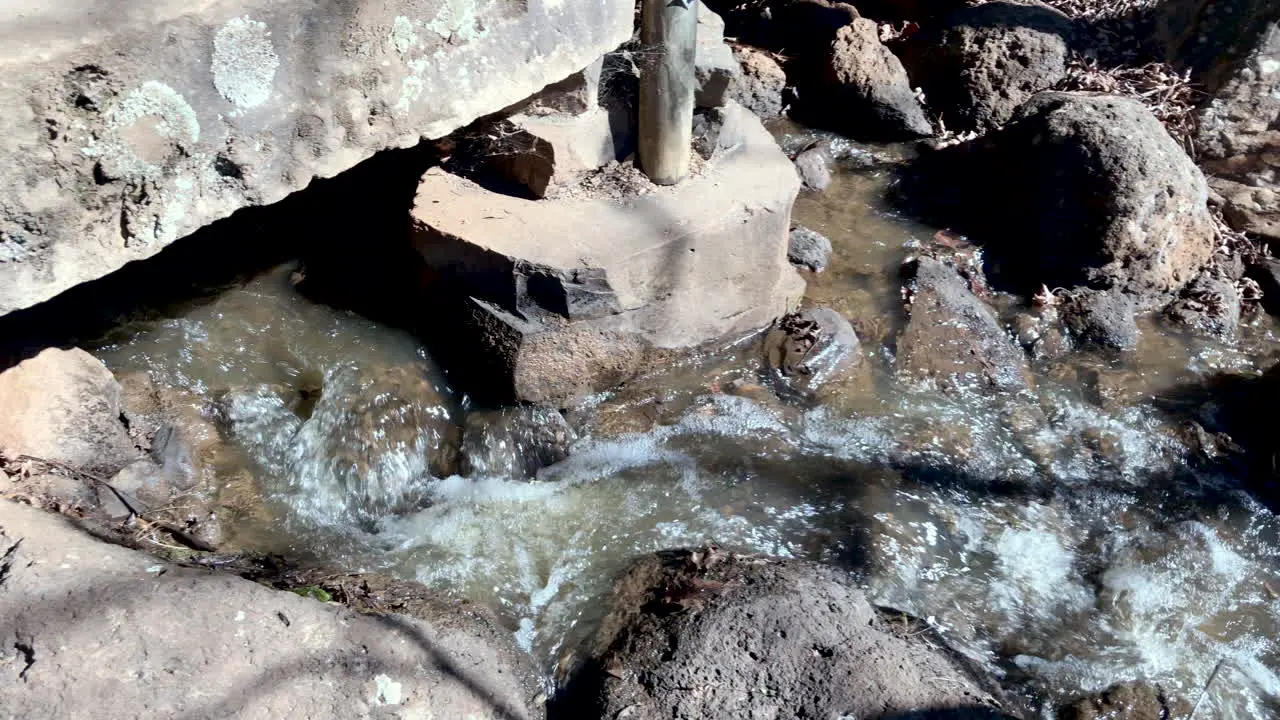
[89,125,1280,717]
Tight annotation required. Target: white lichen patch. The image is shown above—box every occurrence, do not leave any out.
[212,16,280,109]
[427,0,487,43]
[84,81,201,180]
[372,674,403,705]
[391,16,420,55]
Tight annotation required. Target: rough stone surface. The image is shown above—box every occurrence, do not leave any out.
[728,45,788,120]
[1195,21,1280,241]
[901,92,1214,305]
[0,499,544,720]
[897,257,1033,395]
[0,347,138,475]
[459,405,577,479]
[0,0,635,317]
[412,102,806,405]
[558,548,1013,719]
[819,17,934,139]
[788,225,833,272]
[1248,256,1280,317]
[901,0,1074,132]
[514,58,604,118]
[695,6,740,109]
[1060,289,1140,352]
[1164,270,1242,339]
[761,307,858,399]
[1158,0,1280,93]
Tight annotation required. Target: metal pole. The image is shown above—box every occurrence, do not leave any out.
[638,0,698,185]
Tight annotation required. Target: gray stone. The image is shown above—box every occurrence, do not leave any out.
[901,0,1074,132]
[729,45,788,120]
[787,225,833,272]
[1164,270,1242,339]
[412,101,806,405]
[1195,21,1280,242]
[0,0,635,317]
[0,499,544,720]
[516,58,605,117]
[0,348,138,475]
[468,107,629,198]
[459,406,577,479]
[695,6,740,109]
[1060,288,1140,352]
[818,17,934,139]
[897,257,1033,395]
[560,548,1011,719]
[793,145,833,191]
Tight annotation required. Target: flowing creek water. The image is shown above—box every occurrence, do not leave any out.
[90,125,1280,717]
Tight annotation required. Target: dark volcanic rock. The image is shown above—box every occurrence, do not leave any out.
[793,144,833,190]
[901,92,1214,308]
[559,548,1014,720]
[815,17,935,139]
[788,225,833,272]
[1060,289,1140,352]
[901,0,1074,133]
[1164,271,1242,339]
[728,45,788,119]
[897,257,1033,395]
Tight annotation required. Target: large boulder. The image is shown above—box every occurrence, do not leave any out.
[458,405,577,479]
[812,17,935,139]
[901,0,1074,133]
[728,46,788,120]
[0,348,138,475]
[0,499,544,719]
[897,258,1032,395]
[412,102,805,406]
[557,548,1014,719]
[901,92,1214,306]
[0,0,636,318]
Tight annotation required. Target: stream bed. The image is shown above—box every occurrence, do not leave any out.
[91,128,1280,717]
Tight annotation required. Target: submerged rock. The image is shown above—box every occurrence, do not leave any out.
[901,0,1074,132]
[558,548,1014,719]
[788,225,834,272]
[793,143,833,190]
[897,258,1033,394]
[459,406,577,480]
[0,500,545,719]
[1059,678,1192,719]
[0,347,138,475]
[762,307,859,399]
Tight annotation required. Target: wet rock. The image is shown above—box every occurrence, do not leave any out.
[459,406,577,479]
[1192,20,1280,241]
[413,102,805,405]
[0,0,637,318]
[901,0,1074,133]
[1060,289,1140,352]
[558,548,1012,719]
[1060,680,1193,720]
[1164,270,1242,339]
[814,16,935,139]
[0,348,138,475]
[0,500,545,720]
[291,364,459,517]
[901,92,1214,308]
[762,307,859,399]
[897,257,1033,395]
[793,143,833,190]
[695,6,740,109]
[728,46,788,120]
[1247,256,1280,317]
[788,225,833,272]
[119,371,229,495]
